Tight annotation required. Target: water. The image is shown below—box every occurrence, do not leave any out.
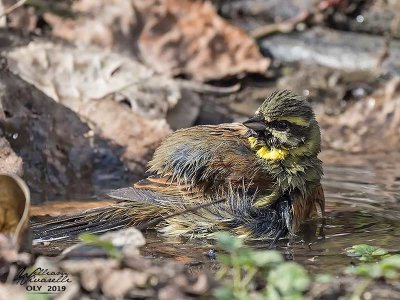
[32,154,400,274]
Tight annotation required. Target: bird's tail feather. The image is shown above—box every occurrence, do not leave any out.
[32,192,170,243]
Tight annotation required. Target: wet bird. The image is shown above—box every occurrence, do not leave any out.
[34,90,324,241]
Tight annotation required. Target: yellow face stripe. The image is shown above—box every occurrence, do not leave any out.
[276,116,309,126]
[256,147,288,160]
[248,137,288,161]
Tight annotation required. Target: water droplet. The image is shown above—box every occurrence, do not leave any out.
[356,15,364,23]
[352,87,366,98]
[12,133,18,139]
[367,98,375,109]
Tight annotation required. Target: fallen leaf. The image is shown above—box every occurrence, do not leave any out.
[138,0,270,81]
[44,0,269,81]
[6,41,181,120]
[0,173,31,251]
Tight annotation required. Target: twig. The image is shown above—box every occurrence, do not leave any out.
[177,79,241,94]
[251,11,309,39]
[0,0,27,18]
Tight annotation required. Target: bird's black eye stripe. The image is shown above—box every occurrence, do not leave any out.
[272,120,291,131]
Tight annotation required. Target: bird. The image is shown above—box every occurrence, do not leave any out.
[33,90,324,241]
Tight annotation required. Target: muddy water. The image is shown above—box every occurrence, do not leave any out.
[32,153,400,274]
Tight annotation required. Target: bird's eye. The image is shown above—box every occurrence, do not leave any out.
[274,120,290,131]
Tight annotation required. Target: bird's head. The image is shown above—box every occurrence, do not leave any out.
[243,90,321,161]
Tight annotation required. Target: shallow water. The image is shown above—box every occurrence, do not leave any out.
[32,153,400,274]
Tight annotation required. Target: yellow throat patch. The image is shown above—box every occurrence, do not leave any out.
[248,137,288,161]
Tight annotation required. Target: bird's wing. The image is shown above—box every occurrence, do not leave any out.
[149,123,270,188]
[147,123,273,194]
[109,123,273,204]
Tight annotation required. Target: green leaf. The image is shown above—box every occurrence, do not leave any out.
[347,263,382,279]
[28,294,49,300]
[216,232,243,252]
[265,285,281,300]
[79,232,121,259]
[381,255,400,269]
[347,244,377,256]
[315,273,334,283]
[346,244,389,261]
[371,248,389,256]
[250,250,283,267]
[268,262,310,295]
[347,254,400,280]
[234,248,256,267]
[218,254,232,266]
[214,287,236,300]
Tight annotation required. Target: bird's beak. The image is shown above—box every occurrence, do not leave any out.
[243,115,267,131]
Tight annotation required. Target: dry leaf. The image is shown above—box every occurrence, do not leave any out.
[44,0,269,81]
[6,41,182,120]
[0,173,31,251]
[44,0,138,51]
[138,0,270,81]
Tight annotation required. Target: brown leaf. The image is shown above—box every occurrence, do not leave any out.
[0,174,31,251]
[44,0,269,81]
[138,0,270,81]
[44,0,138,51]
[6,42,181,120]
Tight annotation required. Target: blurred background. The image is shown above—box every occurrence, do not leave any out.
[1,0,400,204]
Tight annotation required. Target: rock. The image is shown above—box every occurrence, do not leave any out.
[60,259,120,275]
[55,282,81,300]
[100,269,138,298]
[0,283,25,300]
[158,284,187,300]
[80,269,99,292]
[219,0,400,39]
[100,227,145,250]
[0,69,133,202]
[330,0,400,40]
[308,275,400,300]
[260,27,400,75]
[218,0,314,31]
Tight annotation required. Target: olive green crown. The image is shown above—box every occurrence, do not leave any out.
[257,90,315,121]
